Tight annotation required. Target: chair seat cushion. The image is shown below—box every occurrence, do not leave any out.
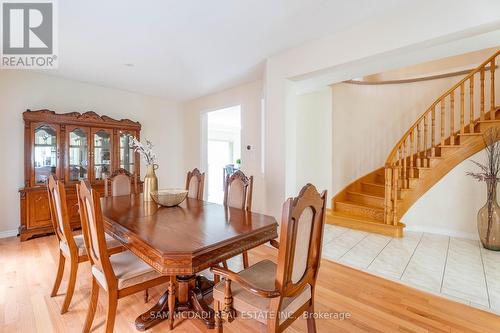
[91,251,162,290]
[213,259,312,324]
[60,233,121,257]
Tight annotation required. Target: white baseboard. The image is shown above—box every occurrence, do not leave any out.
[405,225,479,240]
[0,229,18,239]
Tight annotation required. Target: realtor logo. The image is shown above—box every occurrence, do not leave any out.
[1,0,57,68]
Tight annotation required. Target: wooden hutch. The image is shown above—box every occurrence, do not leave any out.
[19,109,141,241]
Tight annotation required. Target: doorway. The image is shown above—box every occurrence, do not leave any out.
[204,106,241,203]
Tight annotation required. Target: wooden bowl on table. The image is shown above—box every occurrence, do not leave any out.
[150,189,188,207]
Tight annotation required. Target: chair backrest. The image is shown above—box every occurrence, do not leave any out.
[104,168,137,197]
[274,184,327,298]
[47,175,75,249]
[223,170,253,211]
[186,168,205,200]
[77,180,117,289]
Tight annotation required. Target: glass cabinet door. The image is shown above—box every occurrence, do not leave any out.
[33,124,59,185]
[67,127,89,181]
[92,129,113,181]
[119,132,135,173]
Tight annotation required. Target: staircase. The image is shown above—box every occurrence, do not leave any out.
[329,50,500,237]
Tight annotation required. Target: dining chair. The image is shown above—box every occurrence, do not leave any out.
[223,170,253,269]
[211,183,327,333]
[77,180,170,333]
[186,168,205,200]
[103,168,151,301]
[47,176,124,314]
[104,168,138,197]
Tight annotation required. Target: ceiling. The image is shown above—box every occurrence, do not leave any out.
[48,0,410,101]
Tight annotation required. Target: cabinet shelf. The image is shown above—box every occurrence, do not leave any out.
[34,144,56,147]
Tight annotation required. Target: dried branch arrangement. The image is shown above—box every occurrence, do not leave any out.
[128,136,158,166]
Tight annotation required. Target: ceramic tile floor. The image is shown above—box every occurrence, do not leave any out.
[321,224,500,315]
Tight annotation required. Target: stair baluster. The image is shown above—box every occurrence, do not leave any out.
[402,138,407,188]
[492,59,496,120]
[450,92,455,145]
[431,106,436,156]
[440,100,445,147]
[469,77,474,131]
[416,122,422,167]
[481,67,485,121]
[423,114,428,166]
[409,129,414,177]
[460,83,465,134]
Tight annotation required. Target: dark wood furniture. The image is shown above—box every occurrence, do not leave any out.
[77,181,170,333]
[19,109,141,241]
[186,168,205,200]
[223,170,254,269]
[47,176,124,314]
[211,184,327,333]
[100,194,278,330]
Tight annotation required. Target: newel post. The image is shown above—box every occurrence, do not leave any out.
[384,166,392,225]
[392,165,399,225]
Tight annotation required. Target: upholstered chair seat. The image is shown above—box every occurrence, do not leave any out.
[92,251,161,290]
[59,233,121,257]
[213,260,312,324]
[91,251,162,290]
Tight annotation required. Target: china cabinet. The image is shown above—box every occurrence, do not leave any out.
[19,109,141,241]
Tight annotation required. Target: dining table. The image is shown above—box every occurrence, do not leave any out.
[100,194,278,330]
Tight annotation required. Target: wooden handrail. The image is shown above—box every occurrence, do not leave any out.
[385,50,500,167]
[384,49,499,226]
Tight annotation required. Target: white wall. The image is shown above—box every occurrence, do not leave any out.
[289,88,332,205]
[404,150,485,239]
[182,80,265,213]
[0,71,183,235]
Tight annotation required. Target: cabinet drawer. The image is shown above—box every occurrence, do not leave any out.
[28,191,52,229]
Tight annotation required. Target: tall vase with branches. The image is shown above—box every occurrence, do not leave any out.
[129,136,159,201]
[468,128,500,250]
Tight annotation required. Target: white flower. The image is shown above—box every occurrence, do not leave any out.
[128,135,158,166]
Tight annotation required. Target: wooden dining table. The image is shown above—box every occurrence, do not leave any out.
[101,194,278,330]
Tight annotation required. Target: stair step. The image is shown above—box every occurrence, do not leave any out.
[361,182,385,196]
[439,144,463,148]
[327,210,404,237]
[478,119,500,123]
[346,191,384,208]
[374,175,385,185]
[334,200,384,222]
[458,131,482,137]
[427,156,444,167]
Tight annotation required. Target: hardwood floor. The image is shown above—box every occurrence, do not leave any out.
[1,234,499,332]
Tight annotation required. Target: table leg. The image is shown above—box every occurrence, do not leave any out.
[135,274,215,331]
[135,290,169,331]
[168,276,177,330]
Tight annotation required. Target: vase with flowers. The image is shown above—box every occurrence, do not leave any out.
[129,136,158,201]
[467,128,500,250]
